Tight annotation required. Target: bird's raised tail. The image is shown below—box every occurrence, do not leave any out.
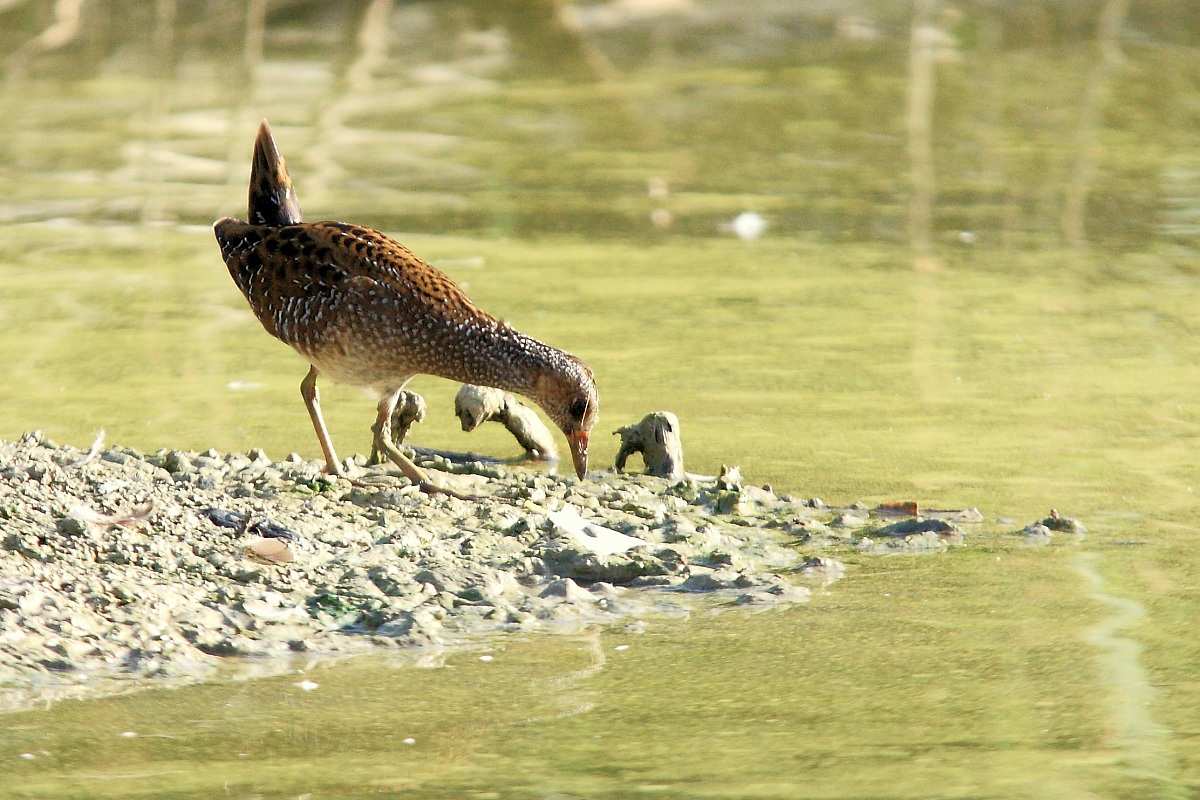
[248,119,302,226]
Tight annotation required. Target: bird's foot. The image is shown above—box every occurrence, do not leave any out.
[329,470,475,499]
[320,460,347,479]
[349,473,405,488]
[417,480,477,502]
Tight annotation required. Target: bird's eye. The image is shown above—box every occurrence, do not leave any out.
[570,398,589,420]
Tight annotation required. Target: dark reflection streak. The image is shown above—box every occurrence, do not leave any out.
[442,0,630,236]
[968,15,1013,250]
[455,0,650,140]
[6,0,86,74]
[461,0,614,83]
[242,0,266,69]
[139,0,176,224]
[306,0,394,203]
[453,0,665,234]
[906,0,937,271]
[545,1,619,84]
[1061,0,1130,249]
[3,1,55,80]
[223,0,267,208]
[552,2,663,152]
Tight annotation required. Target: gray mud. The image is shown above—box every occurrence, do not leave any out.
[0,431,969,709]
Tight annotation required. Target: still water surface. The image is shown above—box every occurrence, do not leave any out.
[2,1,1200,797]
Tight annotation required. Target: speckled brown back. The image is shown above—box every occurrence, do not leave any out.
[214,217,542,391]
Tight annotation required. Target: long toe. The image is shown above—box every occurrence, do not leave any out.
[418,480,476,501]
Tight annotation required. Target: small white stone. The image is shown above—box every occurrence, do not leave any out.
[295,680,319,691]
[20,753,35,760]
[546,505,649,555]
[731,211,767,241]
[478,655,494,662]
[119,731,137,738]
[402,737,416,745]
[614,645,630,651]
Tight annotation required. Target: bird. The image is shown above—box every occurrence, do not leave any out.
[213,120,598,495]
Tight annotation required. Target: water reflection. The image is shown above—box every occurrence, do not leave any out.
[1,1,1197,247]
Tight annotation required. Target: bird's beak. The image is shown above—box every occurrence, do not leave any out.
[567,431,589,479]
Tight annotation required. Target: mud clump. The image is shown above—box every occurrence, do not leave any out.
[614,412,684,480]
[454,384,558,461]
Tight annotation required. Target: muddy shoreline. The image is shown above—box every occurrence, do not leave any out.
[0,431,971,710]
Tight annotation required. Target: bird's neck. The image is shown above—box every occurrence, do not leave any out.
[463,322,571,404]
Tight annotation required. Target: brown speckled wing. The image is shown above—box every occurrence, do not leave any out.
[214,217,505,384]
[215,218,347,348]
[308,222,485,320]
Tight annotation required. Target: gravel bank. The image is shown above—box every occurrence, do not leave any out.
[0,431,967,708]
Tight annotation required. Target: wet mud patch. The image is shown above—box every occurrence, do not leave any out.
[0,431,1045,709]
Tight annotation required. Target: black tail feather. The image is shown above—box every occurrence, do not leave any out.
[249,119,302,226]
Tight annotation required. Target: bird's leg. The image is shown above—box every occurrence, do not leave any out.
[374,388,472,500]
[301,366,343,477]
[369,391,425,464]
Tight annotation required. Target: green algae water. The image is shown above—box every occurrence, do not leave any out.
[3,2,1200,797]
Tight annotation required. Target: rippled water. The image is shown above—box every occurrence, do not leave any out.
[2,2,1200,797]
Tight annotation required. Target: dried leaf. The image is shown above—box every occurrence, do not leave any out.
[245,537,294,564]
[68,500,154,528]
[876,501,919,517]
[70,429,106,467]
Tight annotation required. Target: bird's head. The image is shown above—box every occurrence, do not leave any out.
[534,355,598,480]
